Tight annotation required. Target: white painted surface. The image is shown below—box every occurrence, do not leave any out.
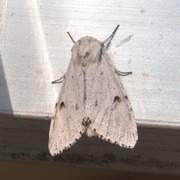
[0,0,179,126]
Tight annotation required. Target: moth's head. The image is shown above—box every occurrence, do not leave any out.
[68,25,120,64]
[71,37,104,64]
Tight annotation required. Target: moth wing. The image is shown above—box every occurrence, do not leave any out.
[86,54,138,148]
[48,61,84,156]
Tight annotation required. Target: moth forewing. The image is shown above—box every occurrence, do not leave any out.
[48,25,138,156]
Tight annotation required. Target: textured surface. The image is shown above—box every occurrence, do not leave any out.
[0,161,180,180]
[0,114,180,175]
[0,0,179,126]
[0,0,180,174]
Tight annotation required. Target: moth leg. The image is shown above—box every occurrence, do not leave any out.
[115,69,132,76]
[103,25,120,49]
[52,73,66,84]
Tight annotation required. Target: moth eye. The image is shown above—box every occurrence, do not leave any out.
[113,96,121,103]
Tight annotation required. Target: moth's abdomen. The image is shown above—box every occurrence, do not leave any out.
[71,37,103,66]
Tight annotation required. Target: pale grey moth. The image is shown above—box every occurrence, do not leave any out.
[49,25,138,156]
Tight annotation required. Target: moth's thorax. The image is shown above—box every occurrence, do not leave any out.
[71,36,104,66]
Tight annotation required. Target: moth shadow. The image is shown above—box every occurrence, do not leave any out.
[0,53,13,114]
[52,135,137,165]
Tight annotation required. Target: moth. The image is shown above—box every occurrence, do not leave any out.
[49,25,138,156]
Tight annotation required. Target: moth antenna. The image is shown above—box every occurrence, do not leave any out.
[67,31,75,43]
[103,25,120,48]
